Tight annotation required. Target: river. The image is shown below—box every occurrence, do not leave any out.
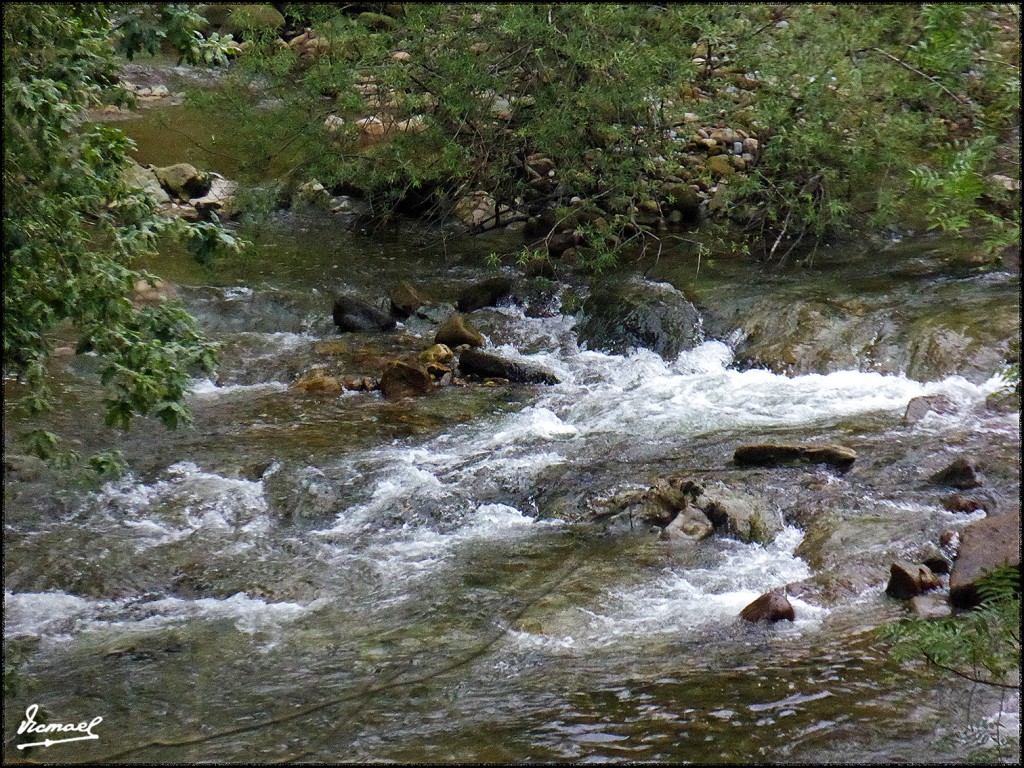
[3,91,1020,764]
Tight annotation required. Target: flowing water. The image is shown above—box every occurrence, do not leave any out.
[3,93,1020,764]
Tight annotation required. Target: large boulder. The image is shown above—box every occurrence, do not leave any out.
[154,163,211,201]
[576,277,702,360]
[332,296,397,333]
[456,277,514,312]
[733,443,857,470]
[379,361,432,399]
[188,174,238,219]
[435,313,485,348]
[739,587,795,623]
[457,348,559,385]
[884,561,942,600]
[949,505,1021,610]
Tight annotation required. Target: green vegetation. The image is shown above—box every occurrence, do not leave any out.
[199,3,1019,264]
[881,566,1020,690]
[3,4,240,463]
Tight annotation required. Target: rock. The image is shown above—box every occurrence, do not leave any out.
[885,561,942,599]
[390,281,423,318]
[697,487,780,545]
[456,277,514,312]
[949,505,1021,610]
[4,454,48,483]
[707,155,735,177]
[417,344,454,366]
[577,277,703,361]
[903,394,955,423]
[739,588,795,623]
[189,174,237,218]
[123,161,171,204]
[154,163,211,201]
[660,183,701,224]
[290,369,345,394]
[661,507,714,542]
[357,11,397,30]
[453,191,512,230]
[132,277,176,305]
[379,360,432,399]
[733,443,857,470]
[910,594,953,620]
[435,314,485,348]
[928,456,984,489]
[942,493,992,515]
[332,296,397,333]
[985,388,1020,413]
[457,348,559,385]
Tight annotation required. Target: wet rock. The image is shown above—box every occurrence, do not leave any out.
[661,507,714,542]
[290,369,345,394]
[942,492,993,515]
[910,594,953,620]
[453,192,512,230]
[928,456,984,489]
[733,443,857,470]
[457,348,559,385]
[154,163,211,201]
[332,295,397,333]
[435,314,485,348]
[903,394,955,424]
[985,387,1020,413]
[577,277,702,360]
[695,486,781,545]
[379,360,433,399]
[739,587,795,623]
[417,344,455,366]
[949,505,1021,610]
[456,277,514,312]
[390,281,423,318]
[885,561,942,599]
[4,454,48,483]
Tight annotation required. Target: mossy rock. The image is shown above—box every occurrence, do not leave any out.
[358,12,397,31]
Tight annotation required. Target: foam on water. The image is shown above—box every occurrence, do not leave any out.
[89,462,271,547]
[4,590,309,642]
[509,526,824,652]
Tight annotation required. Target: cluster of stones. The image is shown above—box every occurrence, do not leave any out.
[123,160,238,221]
[290,277,559,400]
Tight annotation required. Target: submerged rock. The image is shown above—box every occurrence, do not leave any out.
[435,314,485,348]
[457,348,559,385]
[332,295,397,332]
[379,360,433,399]
[577,277,702,360]
[456,277,514,312]
[733,443,857,470]
[885,561,942,600]
[928,456,984,489]
[949,505,1020,610]
[739,587,795,623]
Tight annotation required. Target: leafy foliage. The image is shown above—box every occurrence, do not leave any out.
[206,4,1019,265]
[3,4,242,462]
[880,565,1021,689]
